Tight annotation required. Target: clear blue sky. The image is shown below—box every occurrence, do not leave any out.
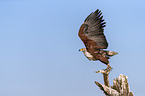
[0,0,145,96]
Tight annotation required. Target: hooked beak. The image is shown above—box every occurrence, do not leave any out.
[79,49,83,51]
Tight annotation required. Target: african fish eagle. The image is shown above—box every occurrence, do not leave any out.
[78,9,118,65]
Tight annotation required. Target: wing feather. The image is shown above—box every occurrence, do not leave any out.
[83,9,108,49]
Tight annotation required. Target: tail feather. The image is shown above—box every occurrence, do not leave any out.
[107,51,118,56]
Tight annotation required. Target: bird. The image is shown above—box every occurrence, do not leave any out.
[78,9,118,66]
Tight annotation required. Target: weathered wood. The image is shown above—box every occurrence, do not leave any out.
[96,64,112,86]
[95,73,134,96]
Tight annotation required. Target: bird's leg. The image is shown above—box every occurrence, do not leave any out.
[107,63,112,70]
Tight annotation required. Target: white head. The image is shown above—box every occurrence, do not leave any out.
[79,48,86,52]
[79,48,94,60]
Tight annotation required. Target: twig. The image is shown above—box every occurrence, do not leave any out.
[95,64,112,86]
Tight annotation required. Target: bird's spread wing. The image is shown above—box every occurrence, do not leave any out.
[78,9,108,49]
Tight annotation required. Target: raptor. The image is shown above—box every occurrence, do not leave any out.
[78,9,118,66]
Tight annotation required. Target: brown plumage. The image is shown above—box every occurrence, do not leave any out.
[78,9,118,65]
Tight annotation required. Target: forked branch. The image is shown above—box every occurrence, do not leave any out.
[96,64,112,86]
[95,65,134,96]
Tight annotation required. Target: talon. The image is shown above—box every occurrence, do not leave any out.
[107,63,112,70]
